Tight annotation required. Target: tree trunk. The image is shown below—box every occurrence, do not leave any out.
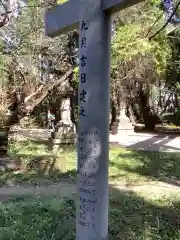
[139,84,156,131]
[127,105,136,125]
[3,70,74,153]
[110,99,117,130]
[70,92,78,132]
[0,129,9,157]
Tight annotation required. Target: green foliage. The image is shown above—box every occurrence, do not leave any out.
[150,0,161,5]
[111,24,151,65]
[0,55,9,87]
[111,23,170,75]
[166,34,180,87]
[150,37,171,74]
[72,66,79,87]
[57,0,68,4]
[15,0,42,56]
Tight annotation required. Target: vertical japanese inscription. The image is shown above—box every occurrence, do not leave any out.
[78,19,100,233]
[79,20,88,117]
[78,130,99,229]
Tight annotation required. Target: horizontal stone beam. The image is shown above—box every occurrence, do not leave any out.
[45,0,144,37]
[45,0,79,37]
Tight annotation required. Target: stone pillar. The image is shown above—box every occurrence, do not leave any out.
[76,1,111,239]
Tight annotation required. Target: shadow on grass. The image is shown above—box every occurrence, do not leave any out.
[113,148,180,187]
[0,140,77,186]
[128,135,180,152]
[4,138,180,187]
[1,139,180,239]
[111,135,180,152]
[0,157,77,186]
[109,187,180,239]
[0,186,180,239]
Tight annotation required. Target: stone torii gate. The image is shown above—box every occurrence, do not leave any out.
[45,0,142,239]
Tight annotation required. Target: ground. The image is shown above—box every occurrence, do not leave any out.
[10,128,180,152]
[1,131,180,239]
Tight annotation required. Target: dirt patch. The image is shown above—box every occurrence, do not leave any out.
[0,181,179,201]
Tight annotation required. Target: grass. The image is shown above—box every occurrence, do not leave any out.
[0,197,76,240]
[165,123,180,129]
[6,140,76,186]
[0,140,177,239]
[6,140,180,187]
[109,145,180,186]
[0,192,180,239]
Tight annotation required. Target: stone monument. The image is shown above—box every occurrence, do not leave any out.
[56,98,76,144]
[45,0,143,239]
[117,89,134,135]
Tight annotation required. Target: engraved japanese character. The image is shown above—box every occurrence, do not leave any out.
[80,55,87,67]
[79,137,84,143]
[93,143,98,148]
[91,199,97,204]
[87,199,91,204]
[79,106,86,116]
[79,220,86,226]
[79,163,83,168]
[80,89,87,103]
[80,73,86,83]
[81,20,88,31]
[80,147,84,151]
[81,171,87,177]
[80,213,86,221]
[81,37,86,48]
[92,223,96,229]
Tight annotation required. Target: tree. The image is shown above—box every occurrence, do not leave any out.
[110,0,171,130]
[0,0,75,156]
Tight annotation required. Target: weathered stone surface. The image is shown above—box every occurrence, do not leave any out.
[55,98,76,144]
[117,108,134,133]
[111,108,134,135]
